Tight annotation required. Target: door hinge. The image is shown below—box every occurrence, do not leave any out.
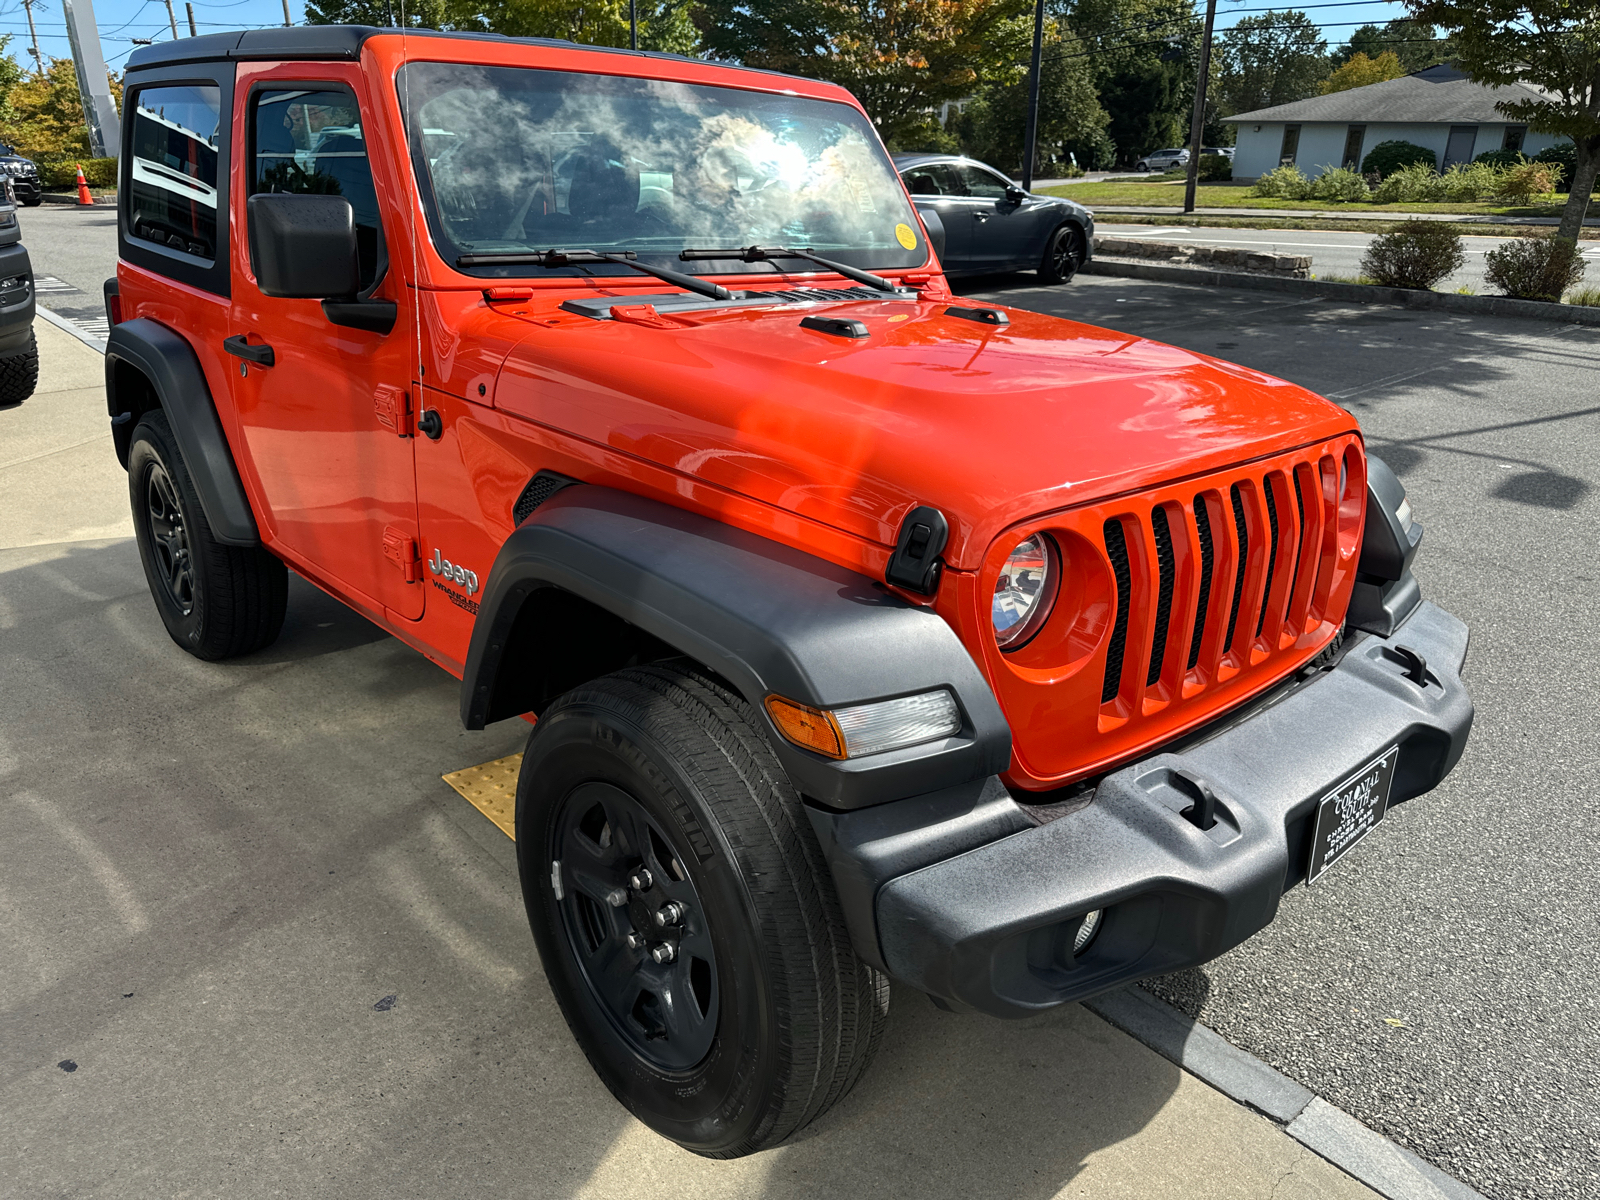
[375,385,413,437]
[382,527,420,582]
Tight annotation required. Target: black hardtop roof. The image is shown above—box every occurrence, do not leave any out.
[125,24,798,84]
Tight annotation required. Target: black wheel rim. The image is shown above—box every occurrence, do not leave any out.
[1052,230,1084,279]
[552,782,719,1071]
[145,462,195,616]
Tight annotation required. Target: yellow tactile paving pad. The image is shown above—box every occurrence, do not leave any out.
[442,754,523,839]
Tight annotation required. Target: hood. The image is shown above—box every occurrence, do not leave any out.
[490,295,1356,569]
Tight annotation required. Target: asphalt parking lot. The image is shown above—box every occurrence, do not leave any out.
[3,204,1597,1197]
[962,273,1600,1200]
[2,321,1378,1200]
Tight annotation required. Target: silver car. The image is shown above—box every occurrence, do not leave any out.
[1134,147,1190,172]
[894,154,1094,284]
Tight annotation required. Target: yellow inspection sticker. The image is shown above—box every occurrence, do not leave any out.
[442,753,523,839]
[894,222,918,249]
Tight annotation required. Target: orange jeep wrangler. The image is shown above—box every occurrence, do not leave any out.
[106,27,1473,1157]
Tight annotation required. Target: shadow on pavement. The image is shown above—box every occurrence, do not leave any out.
[0,539,1184,1198]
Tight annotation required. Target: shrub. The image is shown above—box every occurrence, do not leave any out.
[1250,164,1311,200]
[1361,140,1438,179]
[1531,142,1599,194]
[38,158,118,189]
[1439,161,1503,202]
[1359,220,1466,289]
[1473,149,1527,170]
[1496,161,1560,203]
[1310,165,1369,202]
[1484,233,1587,301]
[1372,162,1446,204]
[1198,153,1232,182]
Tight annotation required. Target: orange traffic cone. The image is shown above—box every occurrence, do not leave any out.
[75,164,94,206]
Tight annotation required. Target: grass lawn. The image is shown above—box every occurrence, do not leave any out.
[1040,177,1571,219]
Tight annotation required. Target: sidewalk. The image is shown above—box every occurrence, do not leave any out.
[0,317,1395,1199]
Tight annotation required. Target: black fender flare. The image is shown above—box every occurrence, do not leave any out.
[461,486,1012,810]
[106,317,259,547]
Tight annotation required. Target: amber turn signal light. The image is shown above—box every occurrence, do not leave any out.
[764,695,846,760]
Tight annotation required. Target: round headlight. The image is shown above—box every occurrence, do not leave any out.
[992,533,1059,649]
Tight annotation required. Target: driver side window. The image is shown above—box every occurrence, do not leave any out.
[955,164,1010,200]
[251,87,384,289]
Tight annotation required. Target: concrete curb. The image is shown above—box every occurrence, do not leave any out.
[1085,987,1490,1200]
[1083,256,1600,325]
[36,305,108,351]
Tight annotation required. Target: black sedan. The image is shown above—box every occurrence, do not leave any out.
[894,154,1093,283]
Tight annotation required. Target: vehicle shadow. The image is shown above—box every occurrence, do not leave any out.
[960,274,1599,509]
[0,540,1188,1200]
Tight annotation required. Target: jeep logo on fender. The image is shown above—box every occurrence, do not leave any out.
[428,548,479,594]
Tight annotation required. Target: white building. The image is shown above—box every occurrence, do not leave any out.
[1224,64,1569,180]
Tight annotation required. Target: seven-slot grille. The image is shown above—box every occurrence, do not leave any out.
[1096,446,1356,720]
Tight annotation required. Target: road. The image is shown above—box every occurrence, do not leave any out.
[15,204,119,339]
[1096,221,1600,293]
[959,271,1600,1200]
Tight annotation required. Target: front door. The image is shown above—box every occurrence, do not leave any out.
[226,72,423,620]
[953,163,1040,271]
[1444,125,1478,168]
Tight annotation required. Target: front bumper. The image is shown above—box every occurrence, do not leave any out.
[0,242,35,353]
[808,600,1472,1018]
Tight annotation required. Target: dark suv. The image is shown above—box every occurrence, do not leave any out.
[0,177,37,405]
[0,144,43,206]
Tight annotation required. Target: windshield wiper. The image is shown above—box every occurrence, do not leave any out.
[455,248,732,301]
[679,246,900,293]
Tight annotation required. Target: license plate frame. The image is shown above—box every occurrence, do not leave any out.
[1306,745,1400,884]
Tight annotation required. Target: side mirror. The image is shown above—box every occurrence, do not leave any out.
[1005,184,1028,203]
[247,193,360,299]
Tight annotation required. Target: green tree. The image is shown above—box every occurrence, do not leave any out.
[1405,0,1600,240]
[1099,57,1180,162]
[1217,10,1328,115]
[695,0,1032,147]
[2,55,122,161]
[953,28,1109,171]
[1335,19,1454,73]
[1063,0,1195,163]
[306,0,698,53]
[303,0,453,26]
[453,0,697,52]
[0,36,22,124]
[1319,50,1407,93]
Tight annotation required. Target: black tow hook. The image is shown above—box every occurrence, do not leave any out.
[1173,770,1218,831]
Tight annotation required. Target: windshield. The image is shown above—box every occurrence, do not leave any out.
[398,62,927,279]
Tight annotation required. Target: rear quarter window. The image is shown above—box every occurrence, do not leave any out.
[127,84,222,261]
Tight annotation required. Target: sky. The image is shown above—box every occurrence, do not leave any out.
[0,0,1418,76]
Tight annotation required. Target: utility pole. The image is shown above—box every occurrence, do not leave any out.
[629,0,637,50]
[162,0,178,37]
[1020,0,1045,191]
[281,0,292,26]
[21,0,43,73]
[186,1,197,36]
[63,0,122,157]
[1182,0,1218,214]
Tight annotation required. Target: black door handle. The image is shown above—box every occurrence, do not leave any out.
[224,335,275,366]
